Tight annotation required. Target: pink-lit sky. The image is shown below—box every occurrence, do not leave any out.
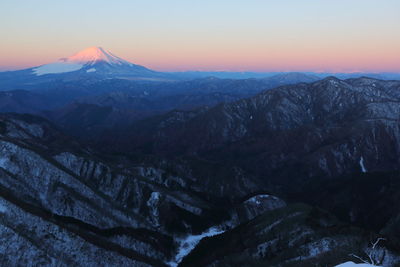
[1,0,400,72]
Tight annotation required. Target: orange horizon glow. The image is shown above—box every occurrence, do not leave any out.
[1,1,399,73]
[1,45,399,73]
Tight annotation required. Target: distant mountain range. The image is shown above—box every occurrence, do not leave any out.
[0,46,399,91]
[0,68,325,137]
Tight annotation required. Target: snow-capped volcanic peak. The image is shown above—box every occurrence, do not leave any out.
[33,46,132,76]
[66,46,131,66]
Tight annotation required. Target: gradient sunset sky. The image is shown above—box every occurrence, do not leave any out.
[1,0,399,72]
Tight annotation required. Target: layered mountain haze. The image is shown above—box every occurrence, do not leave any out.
[2,46,399,92]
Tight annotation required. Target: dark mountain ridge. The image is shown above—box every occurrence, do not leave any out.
[2,75,400,266]
[91,77,400,221]
[1,113,400,266]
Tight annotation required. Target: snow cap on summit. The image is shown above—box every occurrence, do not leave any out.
[32,46,133,75]
[65,46,132,65]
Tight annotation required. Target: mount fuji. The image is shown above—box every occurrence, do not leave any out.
[0,47,173,89]
[32,46,157,77]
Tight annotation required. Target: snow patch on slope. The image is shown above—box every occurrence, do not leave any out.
[360,156,367,173]
[33,62,83,76]
[335,261,380,267]
[146,192,161,226]
[86,68,96,73]
[167,226,225,267]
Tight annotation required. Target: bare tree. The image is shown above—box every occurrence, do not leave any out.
[349,238,386,266]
